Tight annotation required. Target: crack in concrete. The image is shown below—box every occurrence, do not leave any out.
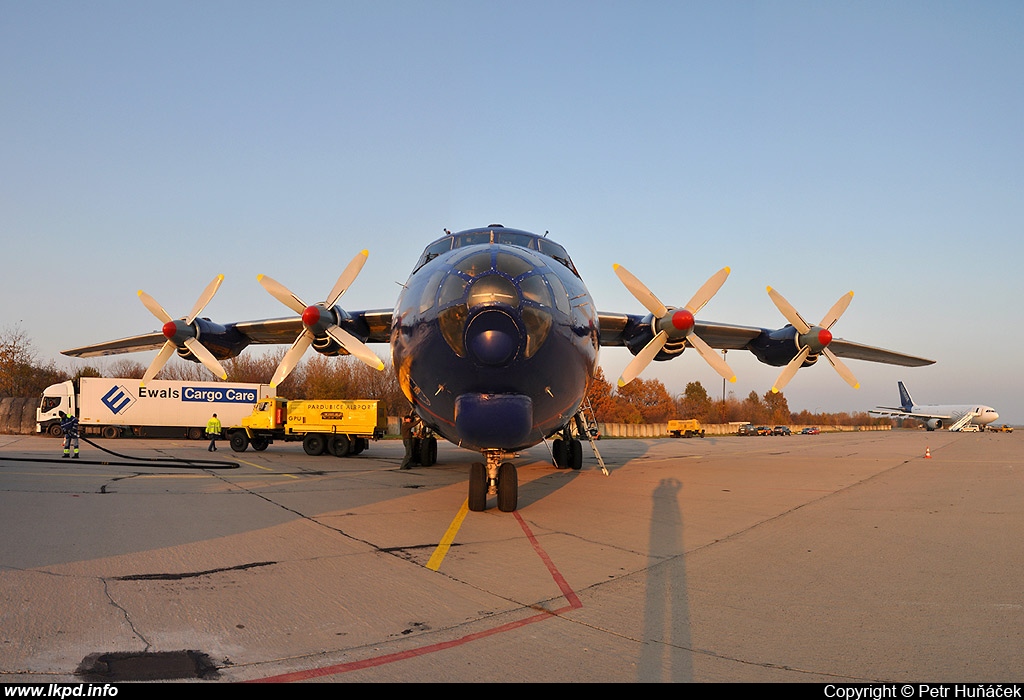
[114,561,276,581]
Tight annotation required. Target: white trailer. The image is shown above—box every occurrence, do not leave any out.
[37,378,275,439]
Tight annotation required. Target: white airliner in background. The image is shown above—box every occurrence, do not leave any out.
[870,381,999,431]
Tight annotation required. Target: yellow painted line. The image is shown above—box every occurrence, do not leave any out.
[233,457,299,477]
[426,500,469,571]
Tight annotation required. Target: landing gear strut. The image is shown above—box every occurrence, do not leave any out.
[468,450,518,512]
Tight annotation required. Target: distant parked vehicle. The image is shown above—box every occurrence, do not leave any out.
[756,426,772,436]
[801,427,820,435]
[668,419,705,438]
[772,426,792,436]
[737,424,758,436]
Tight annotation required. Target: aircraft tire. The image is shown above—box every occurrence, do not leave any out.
[468,462,487,512]
[420,436,437,466]
[552,438,568,468]
[497,462,518,512]
[303,433,326,456]
[569,439,583,470]
[229,432,249,452]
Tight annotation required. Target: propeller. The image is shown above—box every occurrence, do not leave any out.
[766,286,859,393]
[258,249,384,387]
[138,275,228,385]
[613,264,737,387]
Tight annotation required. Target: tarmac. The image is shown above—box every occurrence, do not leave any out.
[0,429,1019,683]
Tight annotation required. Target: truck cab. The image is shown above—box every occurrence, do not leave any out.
[242,397,287,432]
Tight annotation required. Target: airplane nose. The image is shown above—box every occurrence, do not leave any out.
[465,309,520,366]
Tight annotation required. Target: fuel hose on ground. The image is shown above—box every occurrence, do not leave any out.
[0,435,239,469]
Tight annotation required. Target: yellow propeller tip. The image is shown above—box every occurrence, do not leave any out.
[728,376,737,383]
[361,249,369,256]
[724,266,731,274]
[766,285,773,293]
[617,378,627,388]
[256,274,265,281]
[771,387,780,394]
[853,383,861,389]
[612,263,621,271]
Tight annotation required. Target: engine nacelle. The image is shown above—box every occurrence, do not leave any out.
[926,418,944,431]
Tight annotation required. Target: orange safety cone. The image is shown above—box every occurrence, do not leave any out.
[925,447,932,459]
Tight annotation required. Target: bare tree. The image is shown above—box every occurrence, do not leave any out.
[0,324,68,396]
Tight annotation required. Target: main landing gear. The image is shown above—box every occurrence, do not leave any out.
[550,405,608,475]
[468,450,518,513]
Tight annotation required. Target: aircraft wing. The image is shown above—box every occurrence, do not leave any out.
[826,338,934,367]
[233,309,394,345]
[598,313,762,348]
[63,332,169,358]
[62,309,395,359]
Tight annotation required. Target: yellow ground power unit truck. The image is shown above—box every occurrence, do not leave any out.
[229,396,387,457]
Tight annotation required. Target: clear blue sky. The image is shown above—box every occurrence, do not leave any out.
[3,2,1022,422]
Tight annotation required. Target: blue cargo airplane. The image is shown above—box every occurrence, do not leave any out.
[63,225,935,511]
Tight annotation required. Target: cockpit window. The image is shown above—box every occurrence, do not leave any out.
[454,232,492,247]
[419,267,447,313]
[494,231,537,248]
[437,273,468,307]
[467,275,519,308]
[413,237,454,272]
[518,274,552,306]
[454,249,493,277]
[495,251,535,278]
[536,239,579,277]
[413,229,581,279]
[546,272,571,315]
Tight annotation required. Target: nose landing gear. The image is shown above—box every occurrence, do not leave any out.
[468,450,518,513]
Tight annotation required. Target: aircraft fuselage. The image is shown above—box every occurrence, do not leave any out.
[390,227,599,452]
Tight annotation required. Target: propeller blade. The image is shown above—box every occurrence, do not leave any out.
[183,337,228,380]
[820,291,854,330]
[823,347,860,389]
[771,346,811,394]
[142,341,176,385]
[138,290,172,325]
[686,332,737,383]
[766,287,811,334]
[184,274,225,324]
[613,264,667,318]
[325,250,370,308]
[684,267,731,315]
[257,274,308,315]
[271,331,314,387]
[617,331,668,387]
[325,325,385,371]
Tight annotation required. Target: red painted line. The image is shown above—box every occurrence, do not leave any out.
[513,510,582,609]
[250,511,581,682]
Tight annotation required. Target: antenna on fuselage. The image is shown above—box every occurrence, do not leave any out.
[444,228,451,235]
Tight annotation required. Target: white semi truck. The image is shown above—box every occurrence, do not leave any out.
[37,378,275,439]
